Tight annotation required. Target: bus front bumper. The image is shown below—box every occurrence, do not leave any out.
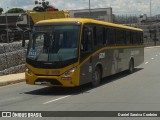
[25,72,77,87]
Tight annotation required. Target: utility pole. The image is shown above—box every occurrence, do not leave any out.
[5,8,9,43]
[89,0,91,18]
[150,0,152,17]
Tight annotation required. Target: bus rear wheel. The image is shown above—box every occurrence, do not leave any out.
[92,67,101,87]
[128,59,134,74]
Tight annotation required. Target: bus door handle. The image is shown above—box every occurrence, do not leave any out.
[90,56,92,63]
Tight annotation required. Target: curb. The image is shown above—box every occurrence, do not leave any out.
[145,46,160,49]
[0,79,25,87]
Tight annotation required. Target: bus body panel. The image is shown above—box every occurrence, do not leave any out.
[79,59,93,85]
[79,46,144,85]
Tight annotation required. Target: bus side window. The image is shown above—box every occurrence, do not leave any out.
[116,29,125,45]
[123,31,126,45]
[80,26,93,62]
[130,32,133,44]
[126,31,130,45]
[136,32,139,44]
[81,27,92,52]
[116,29,120,45]
[140,32,144,44]
[105,28,108,45]
[107,28,116,46]
[93,26,104,49]
[102,28,106,45]
[132,32,137,45]
[138,32,143,44]
[93,26,97,46]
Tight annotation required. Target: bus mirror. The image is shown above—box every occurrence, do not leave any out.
[22,29,32,47]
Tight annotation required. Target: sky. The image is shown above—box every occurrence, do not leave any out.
[0,0,160,16]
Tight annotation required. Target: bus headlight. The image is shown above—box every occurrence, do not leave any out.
[63,67,77,77]
[26,67,33,75]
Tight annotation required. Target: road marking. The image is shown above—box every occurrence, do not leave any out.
[151,58,154,60]
[145,62,149,64]
[43,95,71,104]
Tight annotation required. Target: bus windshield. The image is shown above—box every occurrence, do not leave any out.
[27,25,80,62]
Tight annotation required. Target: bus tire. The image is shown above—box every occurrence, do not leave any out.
[128,59,134,74]
[92,67,101,87]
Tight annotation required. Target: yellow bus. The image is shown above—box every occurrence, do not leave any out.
[22,18,144,87]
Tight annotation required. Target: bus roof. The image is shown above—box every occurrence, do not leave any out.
[37,18,143,32]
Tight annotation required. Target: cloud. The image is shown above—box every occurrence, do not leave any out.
[0,0,34,11]
[0,0,160,16]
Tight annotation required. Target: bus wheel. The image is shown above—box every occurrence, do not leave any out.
[128,59,134,74]
[92,67,101,87]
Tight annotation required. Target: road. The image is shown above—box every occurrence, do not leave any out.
[0,47,160,120]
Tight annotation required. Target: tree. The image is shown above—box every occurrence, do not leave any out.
[34,0,58,12]
[7,8,25,13]
[0,7,3,14]
[35,0,38,5]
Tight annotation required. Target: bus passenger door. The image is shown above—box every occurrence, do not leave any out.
[79,26,93,85]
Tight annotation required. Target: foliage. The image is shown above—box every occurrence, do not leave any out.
[35,1,38,5]
[0,7,3,14]
[34,0,58,12]
[7,8,25,13]
[35,0,50,8]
